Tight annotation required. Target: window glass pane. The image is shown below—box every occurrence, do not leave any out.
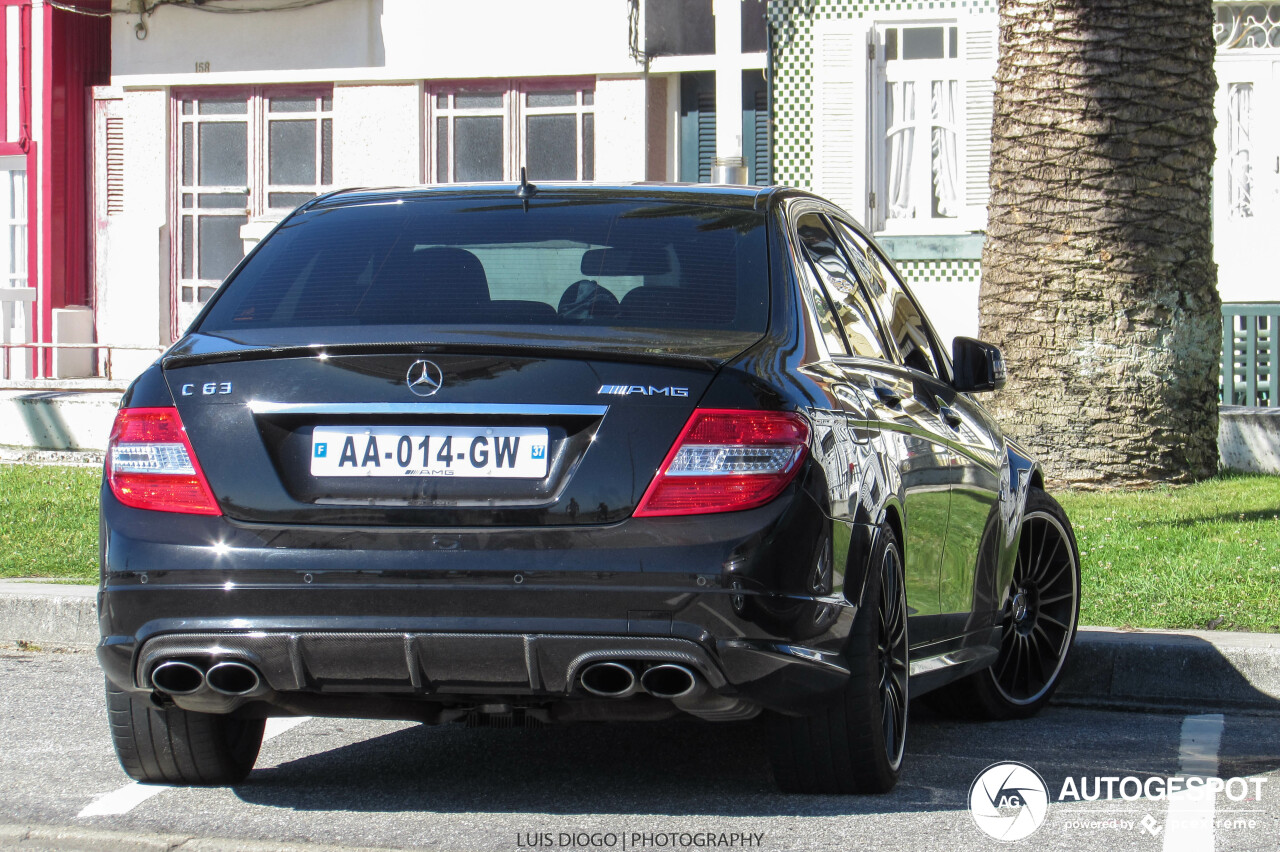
[269,97,316,113]
[198,214,247,280]
[526,114,577,180]
[197,191,248,209]
[455,93,503,109]
[197,198,770,339]
[741,0,768,52]
[948,26,959,58]
[197,122,247,186]
[902,26,945,60]
[454,116,503,181]
[268,192,316,209]
[181,286,194,303]
[436,116,449,181]
[582,91,594,106]
[885,28,898,60]
[321,118,333,184]
[181,215,193,279]
[582,113,594,180]
[435,93,448,108]
[796,213,886,359]
[321,95,333,112]
[528,91,576,107]
[646,0,715,55]
[181,99,193,116]
[269,119,318,185]
[198,286,217,302]
[198,98,247,115]
[182,193,194,208]
[833,219,942,376]
[181,123,193,186]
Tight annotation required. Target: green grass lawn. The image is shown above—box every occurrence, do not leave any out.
[1058,474,1280,633]
[0,464,100,581]
[1,464,1278,632]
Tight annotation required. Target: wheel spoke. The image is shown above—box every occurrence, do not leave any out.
[1031,535,1063,585]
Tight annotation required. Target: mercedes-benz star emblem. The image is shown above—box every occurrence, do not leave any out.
[406,359,443,397]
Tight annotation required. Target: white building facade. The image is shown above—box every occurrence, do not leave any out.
[90,0,1280,378]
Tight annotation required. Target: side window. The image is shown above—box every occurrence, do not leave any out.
[831,218,946,379]
[795,213,888,360]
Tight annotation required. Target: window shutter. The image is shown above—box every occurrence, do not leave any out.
[105,117,124,216]
[753,88,770,185]
[679,72,716,183]
[812,17,859,211]
[697,88,716,182]
[961,16,998,226]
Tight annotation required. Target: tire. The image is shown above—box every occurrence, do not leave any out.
[928,487,1081,720]
[768,522,908,794]
[106,679,265,785]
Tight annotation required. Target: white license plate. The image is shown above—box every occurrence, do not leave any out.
[311,426,549,478]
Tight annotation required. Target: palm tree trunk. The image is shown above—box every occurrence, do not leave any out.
[979,0,1220,486]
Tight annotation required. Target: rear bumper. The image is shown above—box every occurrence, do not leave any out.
[98,492,875,718]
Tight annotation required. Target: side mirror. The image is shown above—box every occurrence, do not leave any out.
[952,337,1007,393]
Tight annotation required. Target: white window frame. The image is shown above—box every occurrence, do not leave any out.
[427,80,595,183]
[870,19,994,236]
[172,87,333,330]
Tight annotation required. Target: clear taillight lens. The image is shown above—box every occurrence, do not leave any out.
[633,409,810,517]
[105,407,220,515]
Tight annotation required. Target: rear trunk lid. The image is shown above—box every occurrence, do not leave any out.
[164,331,757,526]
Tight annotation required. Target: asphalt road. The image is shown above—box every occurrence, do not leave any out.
[2,650,1277,852]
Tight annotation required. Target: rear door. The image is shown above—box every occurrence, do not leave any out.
[792,210,952,632]
[831,217,1004,636]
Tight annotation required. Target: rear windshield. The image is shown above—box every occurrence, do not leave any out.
[196,196,769,337]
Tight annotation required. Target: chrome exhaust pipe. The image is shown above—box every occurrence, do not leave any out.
[150,660,206,696]
[205,661,263,697]
[641,664,699,699]
[579,662,639,698]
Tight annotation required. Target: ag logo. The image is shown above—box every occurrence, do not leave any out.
[406,359,443,397]
[969,761,1050,842]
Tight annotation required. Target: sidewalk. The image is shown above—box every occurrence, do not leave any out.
[1,579,1277,714]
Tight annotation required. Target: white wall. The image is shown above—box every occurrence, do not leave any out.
[111,0,639,85]
[333,83,422,186]
[594,76,647,181]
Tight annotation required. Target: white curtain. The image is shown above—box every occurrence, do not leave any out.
[1228,82,1253,219]
[930,80,961,218]
[886,82,916,220]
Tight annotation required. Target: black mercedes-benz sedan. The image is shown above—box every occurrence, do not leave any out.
[98,182,1079,794]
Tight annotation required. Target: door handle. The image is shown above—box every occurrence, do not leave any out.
[940,406,962,429]
[872,383,903,408]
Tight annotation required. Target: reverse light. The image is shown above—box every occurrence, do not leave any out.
[634,409,811,517]
[105,407,221,515]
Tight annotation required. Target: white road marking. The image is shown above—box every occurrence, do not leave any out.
[1161,713,1225,852]
[77,715,312,818]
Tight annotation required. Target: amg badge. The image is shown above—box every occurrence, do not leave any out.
[597,385,689,397]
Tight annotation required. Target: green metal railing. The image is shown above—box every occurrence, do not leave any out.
[1221,303,1277,407]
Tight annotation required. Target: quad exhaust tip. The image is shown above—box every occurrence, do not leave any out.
[150,660,205,696]
[579,661,639,698]
[640,664,698,699]
[205,660,263,696]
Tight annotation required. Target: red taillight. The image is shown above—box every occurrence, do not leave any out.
[105,407,221,516]
[633,409,811,517]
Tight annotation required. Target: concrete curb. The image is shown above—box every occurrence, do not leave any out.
[1,581,1278,713]
[0,582,97,649]
[1055,625,1280,713]
[0,823,404,852]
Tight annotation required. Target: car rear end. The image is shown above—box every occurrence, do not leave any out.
[97,186,857,732]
